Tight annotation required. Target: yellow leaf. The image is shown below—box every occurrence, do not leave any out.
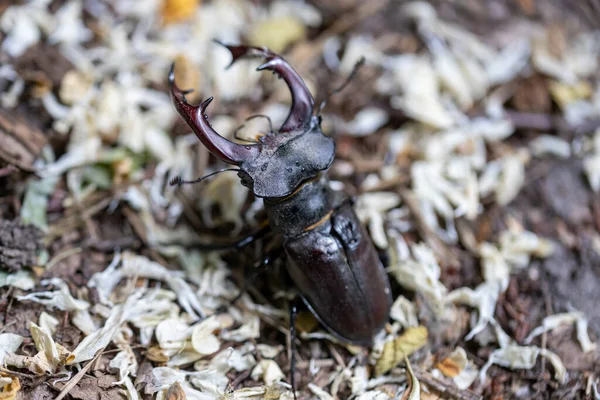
[0,372,20,400]
[548,80,592,109]
[147,346,170,363]
[161,0,199,25]
[248,17,306,53]
[375,326,428,376]
[173,55,202,103]
[434,347,467,378]
[295,311,319,334]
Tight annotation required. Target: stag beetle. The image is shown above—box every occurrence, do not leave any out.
[169,43,392,346]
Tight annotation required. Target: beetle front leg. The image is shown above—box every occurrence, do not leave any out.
[288,299,300,400]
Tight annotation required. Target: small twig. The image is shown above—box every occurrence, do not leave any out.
[0,164,17,178]
[295,359,336,370]
[231,368,253,388]
[46,247,83,271]
[327,343,346,369]
[54,351,104,400]
[414,370,483,400]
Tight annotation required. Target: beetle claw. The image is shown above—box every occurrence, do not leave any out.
[215,41,315,133]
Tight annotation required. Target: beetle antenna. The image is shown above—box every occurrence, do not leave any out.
[233,114,274,143]
[317,57,365,115]
[169,168,241,186]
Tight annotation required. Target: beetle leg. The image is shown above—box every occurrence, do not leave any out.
[289,300,299,400]
[169,65,260,165]
[229,248,280,306]
[215,41,315,133]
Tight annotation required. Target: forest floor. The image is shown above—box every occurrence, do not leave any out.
[0,0,599,399]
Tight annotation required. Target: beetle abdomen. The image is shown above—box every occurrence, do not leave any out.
[284,201,392,345]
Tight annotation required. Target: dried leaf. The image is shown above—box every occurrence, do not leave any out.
[525,311,596,353]
[401,356,420,400]
[249,16,306,53]
[0,372,19,400]
[480,345,566,384]
[166,382,187,400]
[375,326,428,376]
[161,0,198,25]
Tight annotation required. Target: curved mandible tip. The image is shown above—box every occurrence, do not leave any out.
[215,41,315,133]
[169,64,260,165]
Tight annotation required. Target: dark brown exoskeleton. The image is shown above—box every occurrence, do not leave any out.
[169,44,392,347]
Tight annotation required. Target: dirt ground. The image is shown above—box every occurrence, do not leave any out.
[1,0,599,399]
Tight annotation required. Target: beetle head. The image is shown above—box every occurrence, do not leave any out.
[169,44,335,198]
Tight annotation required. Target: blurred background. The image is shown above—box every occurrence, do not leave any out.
[1,0,600,399]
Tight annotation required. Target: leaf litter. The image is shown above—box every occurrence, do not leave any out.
[1,0,599,399]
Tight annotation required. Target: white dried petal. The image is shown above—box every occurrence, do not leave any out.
[356,192,401,248]
[389,296,418,329]
[388,234,447,313]
[0,270,36,291]
[350,366,369,397]
[403,1,437,23]
[495,154,525,206]
[40,137,102,177]
[345,108,389,137]
[39,312,59,336]
[340,36,384,73]
[88,253,123,305]
[168,350,205,367]
[156,318,191,350]
[95,80,122,136]
[389,55,454,128]
[356,392,392,400]
[122,253,205,319]
[109,348,138,383]
[584,154,600,192]
[309,383,334,400]
[486,39,530,85]
[479,242,510,292]
[480,345,566,384]
[576,317,597,353]
[191,316,221,356]
[256,344,283,359]
[70,291,143,364]
[0,333,24,365]
[48,0,92,46]
[200,171,248,234]
[30,322,73,372]
[525,311,596,353]
[530,135,571,158]
[459,55,489,101]
[454,363,479,390]
[221,315,260,342]
[71,310,97,336]
[17,278,89,311]
[251,360,284,386]
[0,5,42,57]
[532,36,577,84]
[447,281,502,340]
[270,1,322,26]
[433,46,474,110]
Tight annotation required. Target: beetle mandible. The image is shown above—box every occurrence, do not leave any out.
[169,43,392,346]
